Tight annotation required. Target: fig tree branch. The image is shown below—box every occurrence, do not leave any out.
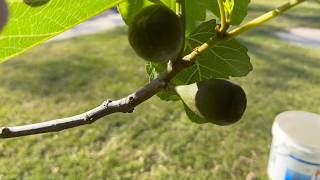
[0,59,191,138]
[0,0,308,139]
[0,81,163,138]
[0,30,226,138]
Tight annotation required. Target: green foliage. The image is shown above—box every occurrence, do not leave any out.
[184,0,208,35]
[176,79,247,125]
[181,20,252,82]
[0,0,122,62]
[123,0,251,104]
[128,5,183,62]
[147,20,252,101]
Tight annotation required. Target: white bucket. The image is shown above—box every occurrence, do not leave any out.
[268,111,320,180]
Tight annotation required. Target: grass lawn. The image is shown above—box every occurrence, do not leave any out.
[1,0,320,179]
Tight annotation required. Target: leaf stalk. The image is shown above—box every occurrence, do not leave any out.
[217,0,228,34]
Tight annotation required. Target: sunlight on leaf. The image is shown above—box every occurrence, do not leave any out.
[0,0,123,62]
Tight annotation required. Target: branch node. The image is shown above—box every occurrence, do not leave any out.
[182,55,191,61]
[84,114,94,122]
[215,24,228,39]
[161,81,167,88]
[193,47,200,54]
[1,127,11,134]
[128,108,134,113]
[103,99,112,108]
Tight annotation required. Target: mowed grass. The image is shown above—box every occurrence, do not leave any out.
[1,0,320,179]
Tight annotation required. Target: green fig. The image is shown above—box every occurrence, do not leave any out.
[0,0,8,32]
[176,79,247,125]
[23,0,50,7]
[128,4,184,62]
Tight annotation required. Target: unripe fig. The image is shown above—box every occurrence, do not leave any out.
[0,0,8,32]
[176,79,247,125]
[128,5,183,62]
[23,0,50,7]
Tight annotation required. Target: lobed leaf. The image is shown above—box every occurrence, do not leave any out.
[0,0,122,62]
[185,0,208,35]
[179,20,252,83]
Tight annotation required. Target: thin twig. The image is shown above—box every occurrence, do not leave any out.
[227,0,306,39]
[0,60,189,138]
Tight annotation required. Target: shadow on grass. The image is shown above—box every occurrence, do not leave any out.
[0,28,133,98]
[0,56,113,96]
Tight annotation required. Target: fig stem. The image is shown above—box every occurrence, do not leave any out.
[217,0,228,34]
[176,0,186,59]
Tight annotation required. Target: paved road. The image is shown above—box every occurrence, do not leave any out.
[275,28,320,49]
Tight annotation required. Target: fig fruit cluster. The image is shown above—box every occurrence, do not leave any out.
[127,5,247,125]
[128,4,183,62]
[176,79,247,125]
[0,0,8,32]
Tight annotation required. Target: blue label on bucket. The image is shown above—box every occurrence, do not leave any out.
[285,168,320,180]
[285,169,311,180]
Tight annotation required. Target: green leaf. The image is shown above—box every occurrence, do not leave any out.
[146,20,252,101]
[209,0,250,25]
[175,82,207,124]
[180,20,252,83]
[185,1,207,35]
[0,0,122,62]
[118,0,175,25]
[184,103,207,124]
